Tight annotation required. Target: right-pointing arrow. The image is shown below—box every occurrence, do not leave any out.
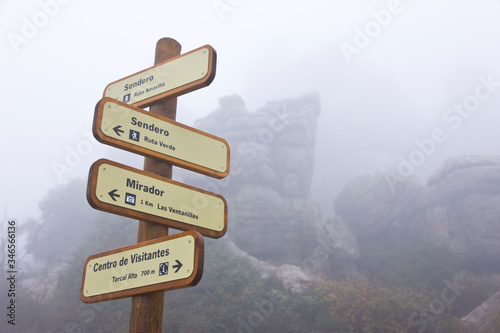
[113,125,124,136]
[172,260,183,273]
[108,189,120,201]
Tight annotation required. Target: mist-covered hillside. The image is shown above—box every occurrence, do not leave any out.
[5,92,500,332]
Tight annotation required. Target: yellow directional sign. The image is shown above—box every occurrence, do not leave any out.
[81,230,204,303]
[103,45,216,108]
[93,98,229,179]
[87,159,227,239]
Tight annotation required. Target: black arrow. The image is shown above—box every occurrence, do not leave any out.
[113,125,124,136]
[108,189,120,201]
[172,260,183,273]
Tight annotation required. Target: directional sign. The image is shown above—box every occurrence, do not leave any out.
[103,45,216,108]
[93,98,230,179]
[81,230,204,303]
[87,159,227,238]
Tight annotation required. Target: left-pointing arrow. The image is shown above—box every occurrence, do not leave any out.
[108,189,120,201]
[113,125,124,136]
[173,260,183,273]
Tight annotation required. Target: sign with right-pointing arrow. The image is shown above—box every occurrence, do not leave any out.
[87,159,227,239]
[81,230,204,303]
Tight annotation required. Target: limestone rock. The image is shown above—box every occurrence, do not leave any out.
[221,239,317,293]
[185,93,322,265]
[427,155,500,187]
[229,188,321,265]
[411,156,500,264]
[301,214,363,280]
[334,171,422,239]
[181,93,365,287]
[275,264,317,293]
[193,92,320,199]
[462,289,500,331]
[323,215,360,260]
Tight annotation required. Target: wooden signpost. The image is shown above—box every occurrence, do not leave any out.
[81,38,228,333]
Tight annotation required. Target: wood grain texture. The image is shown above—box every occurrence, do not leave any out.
[130,37,181,333]
[129,38,181,333]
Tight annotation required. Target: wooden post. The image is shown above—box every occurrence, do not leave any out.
[129,37,182,333]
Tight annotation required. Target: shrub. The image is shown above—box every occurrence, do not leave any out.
[315,278,428,333]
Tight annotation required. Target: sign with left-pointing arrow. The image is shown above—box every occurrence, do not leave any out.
[81,230,204,303]
[87,159,227,239]
[93,98,229,179]
[108,189,120,201]
[113,125,124,136]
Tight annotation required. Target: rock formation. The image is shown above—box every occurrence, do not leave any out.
[332,156,500,267]
[410,155,500,266]
[334,170,422,239]
[182,93,339,292]
[192,93,319,200]
[462,289,500,331]
[331,156,500,327]
[185,91,500,307]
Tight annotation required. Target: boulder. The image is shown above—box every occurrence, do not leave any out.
[192,92,320,199]
[323,215,360,260]
[183,93,364,284]
[411,156,500,264]
[462,289,500,331]
[221,239,317,293]
[334,171,422,239]
[302,215,363,280]
[229,187,321,265]
[185,93,323,266]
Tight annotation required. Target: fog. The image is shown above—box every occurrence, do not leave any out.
[2,0,499,219]
[2,0,500,331]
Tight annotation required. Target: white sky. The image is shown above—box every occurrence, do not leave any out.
[2,0,500,220]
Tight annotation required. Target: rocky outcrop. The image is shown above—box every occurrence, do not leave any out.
[462,289,500,331]
[332,156,500,267]
[333,171,422,239]
[184,92,500,297]
[230,187,321,265]
[410,156,500,265]
[193,93,320,200]
[221,239,317,293]
[182,93,340,291]
[322,215,360,261]
[329,156,500,326]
